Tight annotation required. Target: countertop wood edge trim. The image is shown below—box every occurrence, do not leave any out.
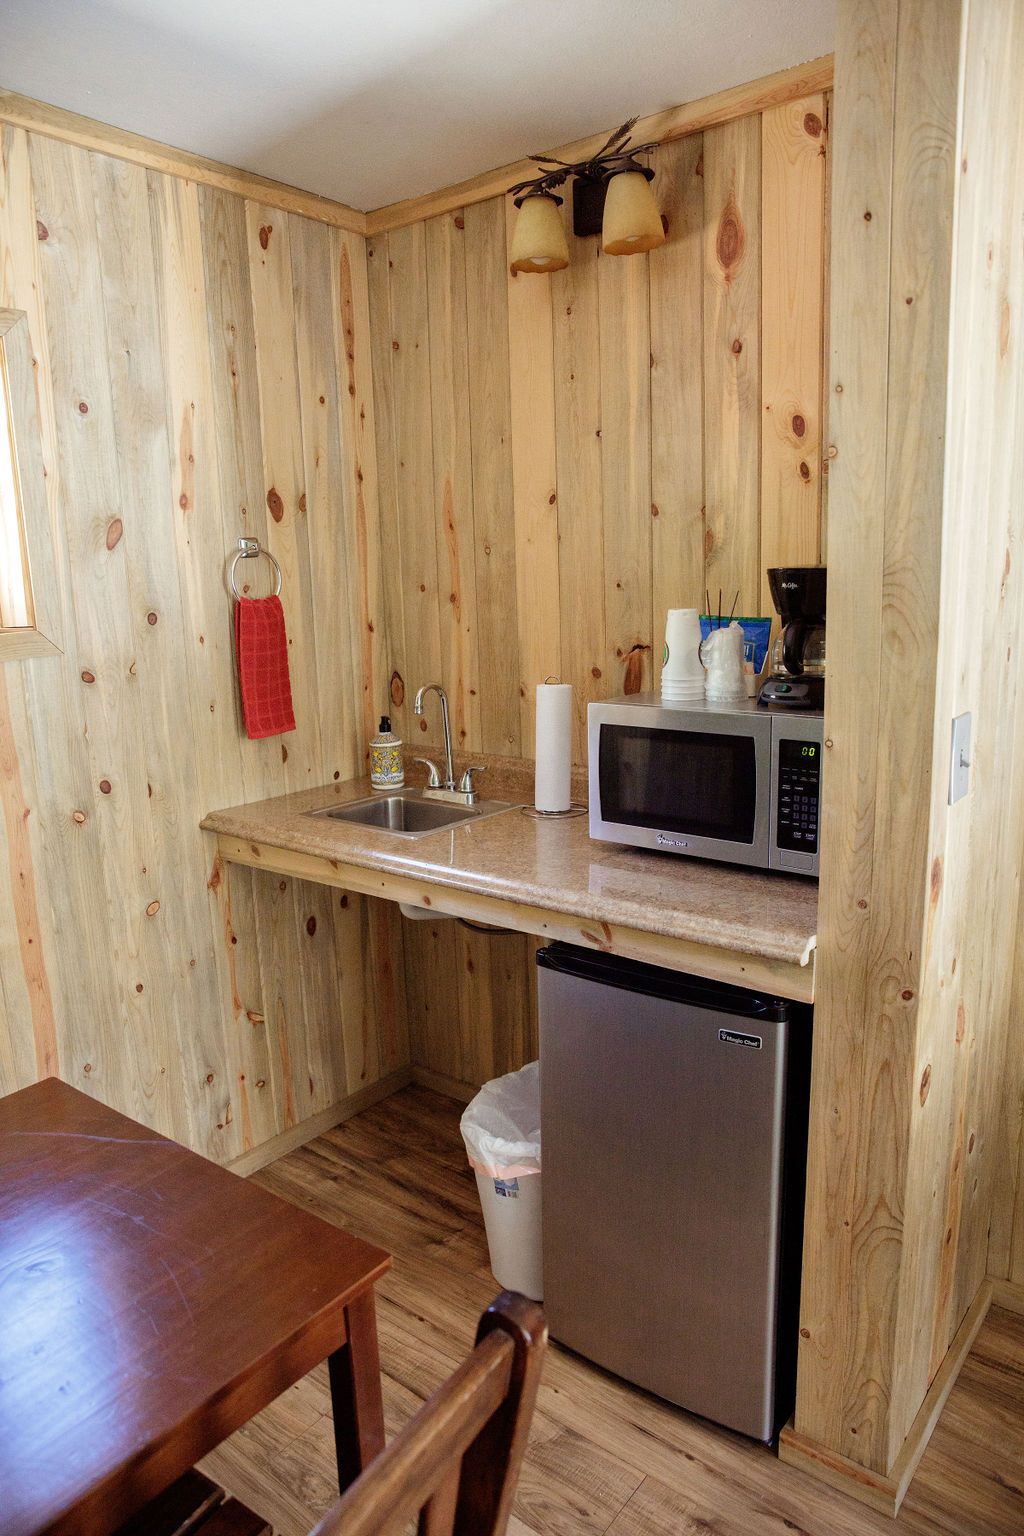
[779,1276,994,1516]
[0,87,368,233]
[214,833,816,1004]
[365,54,835,234]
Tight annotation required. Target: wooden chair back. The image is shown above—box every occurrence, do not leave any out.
[310,1291,546,1536]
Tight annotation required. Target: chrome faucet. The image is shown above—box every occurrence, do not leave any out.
[412,683,484,804]
[413,682,455,790]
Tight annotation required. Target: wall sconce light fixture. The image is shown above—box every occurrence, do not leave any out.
[509,118,665,274]
[508,189,570,274]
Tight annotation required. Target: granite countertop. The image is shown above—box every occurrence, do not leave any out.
[201,761,818,971]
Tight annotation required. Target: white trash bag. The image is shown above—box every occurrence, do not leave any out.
[461,1061,542,1300]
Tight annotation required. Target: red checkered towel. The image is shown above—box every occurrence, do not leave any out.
[234,596,296,739]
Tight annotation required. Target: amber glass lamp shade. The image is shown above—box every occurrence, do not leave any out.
[602,170,665,255]
[509,192,569,274]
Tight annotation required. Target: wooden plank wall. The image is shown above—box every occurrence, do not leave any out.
[0,124,408,1159]
[367,100,828,1089]
[368,101,828,765]
[787,0,1024,1490]
[969,1,1024,1295]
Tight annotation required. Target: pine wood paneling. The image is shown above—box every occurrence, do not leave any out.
[941,0,1024,1308]
[94,151,224,1146]
[649,135,705,628]
[198,182,279,802]
[598,237,652,696]
[424,211,480,753]
[152,172,242,810]
[289,216,357,785]
[30,132,159,1131]
[788,0,1024,1502]
[0,126,93,1096]
[551,222,605,763]
[791,0,900,1471]
[0,128,405,1158]
[505,195,559,753]
[0,666,56,1088]
[365,231,408,738]
[330,224,385,753]
[366,103,823,776]
[402,920,537,1090]
[875,1,960,1458]
[1003,893,1024,1287]
[368,109,828,1092]
[760,95,827,613]
[403,920,462,1083]
[388,221,444,754]
[214,860,280,1152]
[703,115,762,618]
[245,202,323,790]
[363,898,410,1080]
[463,199,520,757]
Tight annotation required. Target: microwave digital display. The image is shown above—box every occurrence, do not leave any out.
[597,724,757,844]
[776,737,821,854]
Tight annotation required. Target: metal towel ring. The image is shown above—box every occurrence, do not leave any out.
[229,537,283,600]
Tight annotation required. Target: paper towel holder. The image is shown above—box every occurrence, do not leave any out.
[522,675,588,820]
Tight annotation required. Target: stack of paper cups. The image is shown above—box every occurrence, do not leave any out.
[535,682,572,812]
[661,609,705,703]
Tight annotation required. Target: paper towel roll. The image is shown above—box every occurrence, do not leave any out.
[535,682,572,812]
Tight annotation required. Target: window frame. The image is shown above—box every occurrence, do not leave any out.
[0,308,62,661]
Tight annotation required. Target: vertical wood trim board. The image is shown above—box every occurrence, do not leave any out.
[760,95,827,615]
[649,136,705,637]
[793,0,902,1473]
[703,115,761,618]
[424,209,480,756]
[881,0,967,1455]
[504,195,559,754]
[794,0,1024,1502]
[950,0,1024,1300]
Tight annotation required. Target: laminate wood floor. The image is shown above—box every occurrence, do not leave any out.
[200,1086,1024,1536]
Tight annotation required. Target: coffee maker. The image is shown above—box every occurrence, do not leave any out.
[758,567,826,709]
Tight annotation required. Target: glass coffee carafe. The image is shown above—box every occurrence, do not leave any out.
[758,567,827,709]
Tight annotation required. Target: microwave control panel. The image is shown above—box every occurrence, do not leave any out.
[776,738,821,854]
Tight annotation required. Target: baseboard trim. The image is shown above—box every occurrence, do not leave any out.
[778,1426,900,1517]
[225,1068,413,1176]
[989,1276,1024,1317]
[779,1276,994,1517]
[410,1065,479,1104]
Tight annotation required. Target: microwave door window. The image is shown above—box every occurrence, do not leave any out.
[598,725,757,843]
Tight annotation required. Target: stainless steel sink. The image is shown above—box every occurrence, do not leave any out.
[308,790,517,838]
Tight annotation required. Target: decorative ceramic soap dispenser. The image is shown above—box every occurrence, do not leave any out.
[369,715,404,790]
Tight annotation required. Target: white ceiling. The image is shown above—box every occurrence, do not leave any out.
[2,0,835,210]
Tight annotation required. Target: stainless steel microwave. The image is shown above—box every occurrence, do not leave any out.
[588,695,823,876]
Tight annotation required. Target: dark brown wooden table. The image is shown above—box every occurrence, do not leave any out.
[0,1078,391,1536]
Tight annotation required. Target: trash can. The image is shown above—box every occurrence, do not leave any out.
[460,1060,542,1300]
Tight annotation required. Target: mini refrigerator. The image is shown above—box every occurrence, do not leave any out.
[538,943,811,1442]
